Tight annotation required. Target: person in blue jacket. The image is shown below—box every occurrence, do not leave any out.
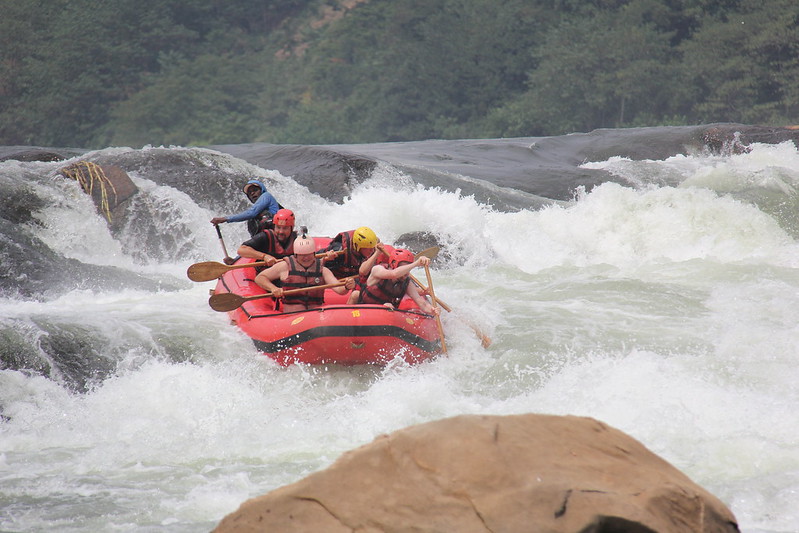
[211,179,283,236]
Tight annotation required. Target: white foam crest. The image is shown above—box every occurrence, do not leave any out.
[516,349,798,472]
[300,162,496,262]
[676,142,799,195]
[583,141,799,190]
[486,182,797,274]
[30,178,132,268]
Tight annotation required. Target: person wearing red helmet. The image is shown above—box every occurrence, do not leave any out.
[254,235,355,313]
[343,239,396,304]
[358,248,438,315]
[237,208,297,266]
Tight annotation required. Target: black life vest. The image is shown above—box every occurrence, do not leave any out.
[282,256,325,306]
[323,230,359,278]
[247,210,272,236]
[247,202,285,236]
[359,276,410,308]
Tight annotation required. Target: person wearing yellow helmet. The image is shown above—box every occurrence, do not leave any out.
[254,235,355,313]
[322,226,387,279]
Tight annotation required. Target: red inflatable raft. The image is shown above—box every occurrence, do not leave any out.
[210,239,443,366]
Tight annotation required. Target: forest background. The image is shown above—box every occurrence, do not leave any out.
[2,0,797,149]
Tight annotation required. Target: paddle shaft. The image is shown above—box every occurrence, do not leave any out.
[194,247,436,283]
[209,278,353,312]
[423,264,447,354]
[409,274,452,312]
[187,250,345,282]
[215,224,232,262]
[409,274,491,348]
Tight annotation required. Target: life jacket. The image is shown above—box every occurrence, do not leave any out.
[322,230,360,278]
[261,229,296,259]
[281,256,325,307]
[359,275,410,308]
[247,210,272,236]
[246,202,286,236]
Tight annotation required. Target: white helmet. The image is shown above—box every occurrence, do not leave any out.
[294,237,315,255]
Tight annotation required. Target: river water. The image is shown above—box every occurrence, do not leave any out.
[1,128,798,531]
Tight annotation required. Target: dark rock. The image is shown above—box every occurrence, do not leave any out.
[209,143,377,203]
[0,147,84,162]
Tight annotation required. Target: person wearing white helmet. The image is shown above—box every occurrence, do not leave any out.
[210,179,283,236]
[254,235,355,313]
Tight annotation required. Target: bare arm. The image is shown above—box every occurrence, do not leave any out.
[372,256,430,281]
[254,262,288,296]
[358,242,388,277]
[323,268,356,295]
[238,244,277,265]
[406,282,437,314]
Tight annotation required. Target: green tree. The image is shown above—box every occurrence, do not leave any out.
[104,53,262,146]
[277,0,549,142]
[486,0,682,136]
[680,0,799,124]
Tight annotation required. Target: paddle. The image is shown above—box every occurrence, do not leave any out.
[215,224,234,265]
[410,273,492,348]
[423,263,447,354]
[415,246,439,260]
[188,259,269,282]
[187,250,345,282]
[208,278,353,312]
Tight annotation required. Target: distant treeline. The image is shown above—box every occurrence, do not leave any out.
[2,0,797,148]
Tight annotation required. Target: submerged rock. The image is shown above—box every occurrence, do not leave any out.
[58,162,139,227]
[214,413,739,533]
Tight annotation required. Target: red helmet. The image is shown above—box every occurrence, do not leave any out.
[272,209,295,227]
[388,248,414,269]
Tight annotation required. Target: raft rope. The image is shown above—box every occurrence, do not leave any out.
[60,161,117,222]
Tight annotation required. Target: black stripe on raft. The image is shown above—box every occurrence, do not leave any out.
[252,324,441,353]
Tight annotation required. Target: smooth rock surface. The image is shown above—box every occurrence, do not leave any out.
[214,413,739,532]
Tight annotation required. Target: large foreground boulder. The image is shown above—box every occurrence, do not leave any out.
[214,413,738,532]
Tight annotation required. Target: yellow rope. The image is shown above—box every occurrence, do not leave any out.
[60,161,118,222]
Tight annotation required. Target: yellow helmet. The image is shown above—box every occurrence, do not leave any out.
[352,226,377,251]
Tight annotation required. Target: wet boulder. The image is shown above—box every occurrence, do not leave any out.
[209,143,377,203]
[59,161,138,228]
[214,413,739,533]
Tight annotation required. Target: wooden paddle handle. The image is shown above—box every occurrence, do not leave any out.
[409,274,490,348]
[424,264,447,354]
[409,274,452,312]
[215,224,232,261]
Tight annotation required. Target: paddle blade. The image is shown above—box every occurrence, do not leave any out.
[415,246,440,260]
[187,261,228,282]
[208,293,247,312]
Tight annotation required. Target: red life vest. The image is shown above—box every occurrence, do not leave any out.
[359,275,410,307]
[262,229,296,259]
[282,256,325,306]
